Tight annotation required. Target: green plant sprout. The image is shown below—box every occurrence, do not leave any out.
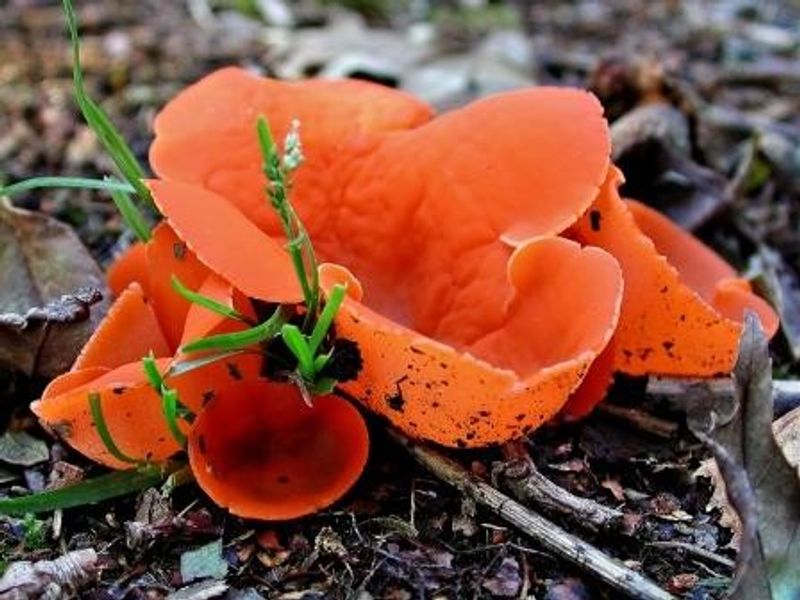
[20,513,48,550]
[172,118,351,397]
[257,117,320,327]
[142,354,189,447]
[0,176,135,198]
[62,0,151,207]
[171,275,249,323]
[256,117,350,395]
[0,0,153,243]
[181,307,290,354]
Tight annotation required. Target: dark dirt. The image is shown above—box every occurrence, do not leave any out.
[1,0,798,598]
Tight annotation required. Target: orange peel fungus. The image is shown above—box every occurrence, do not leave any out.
[31,68,778,520]
[33,222,369,520]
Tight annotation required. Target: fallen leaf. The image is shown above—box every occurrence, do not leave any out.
[481,557,522,597]
[686,314,800,599]
[0,430,49,466]
[125,487,174,549]
[751,245,800,365]
[0,548,97,599]
[180,539,228,584]
[698,401,800,549]
[0,198,108,378]
[452,496,478,538]
[611,103,731,230]
[544,577,590,600]
[667,573,699,594]
[600,478,625,502]
[167,579,229,600]
[773,406,800,474]
[313,526,348,559]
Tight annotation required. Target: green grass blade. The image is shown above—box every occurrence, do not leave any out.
[161,390,187,447]
[167,350,247,378]
[62,0,152,205]
[0,176,135,198]
[313,352,331,372]
[181,306,289,353]
[142,354,164,391]
[256,116,319,326]
[281,323,314,379]
[308,284,346,356]
[109,185,151,243]
[88,393,140,465]
[256,117,278,164]
[171,276,245,322]
[0,467,167,515]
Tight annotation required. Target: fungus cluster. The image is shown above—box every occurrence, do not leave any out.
[33,68,778,520]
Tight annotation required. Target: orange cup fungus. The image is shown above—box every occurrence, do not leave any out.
[33,67,779,520]
[33,222,369,519]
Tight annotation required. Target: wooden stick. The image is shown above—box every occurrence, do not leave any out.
[596,403,679,439]
[647,541,735,570]
[498,441,623,530]
[392,432,675,600]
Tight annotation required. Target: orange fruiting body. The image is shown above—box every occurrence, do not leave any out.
[33,69,779,520]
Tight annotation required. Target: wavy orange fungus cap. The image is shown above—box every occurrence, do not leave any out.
[147,69,627,446]
[146,67,777,440]
[626,199,778,338]
[35,67,780,520]
[568,167,778,377]
[147,179,624,447]
[316,238,622,446]
[32,227,263,468]
[35,222,369,516]
[189,379,369,520]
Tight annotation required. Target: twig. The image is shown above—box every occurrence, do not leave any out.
[497,441,623,530]
[647,541,735,570]
[392,432,675,600]
[595,403,679,439]
[646,377,800,418]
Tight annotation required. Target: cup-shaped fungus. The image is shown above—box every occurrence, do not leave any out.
[147,67,777,442]
[568,167,778,378]
[148,179,623,448]
[32,227,259,467]
[189,380,369,520]
[35,218,371,517]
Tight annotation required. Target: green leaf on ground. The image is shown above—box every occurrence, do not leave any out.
[180,539,228,583]
[0,431,49,467]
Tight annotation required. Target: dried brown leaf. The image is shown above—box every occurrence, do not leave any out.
[0,548,97,599]
[687,314,800,599]
[751,245,800,365]
[0,198,108,378]
[611,103,731,230]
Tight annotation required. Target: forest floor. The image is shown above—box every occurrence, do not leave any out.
[0,1,799,598]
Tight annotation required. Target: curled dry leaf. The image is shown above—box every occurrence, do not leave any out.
[0,430,49,467]
[686,314,800,599]
[180,539,228,584]
[611,103,731,231]
[751,245,800,364]
[0,198,108,378]
[0,548,98,600]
